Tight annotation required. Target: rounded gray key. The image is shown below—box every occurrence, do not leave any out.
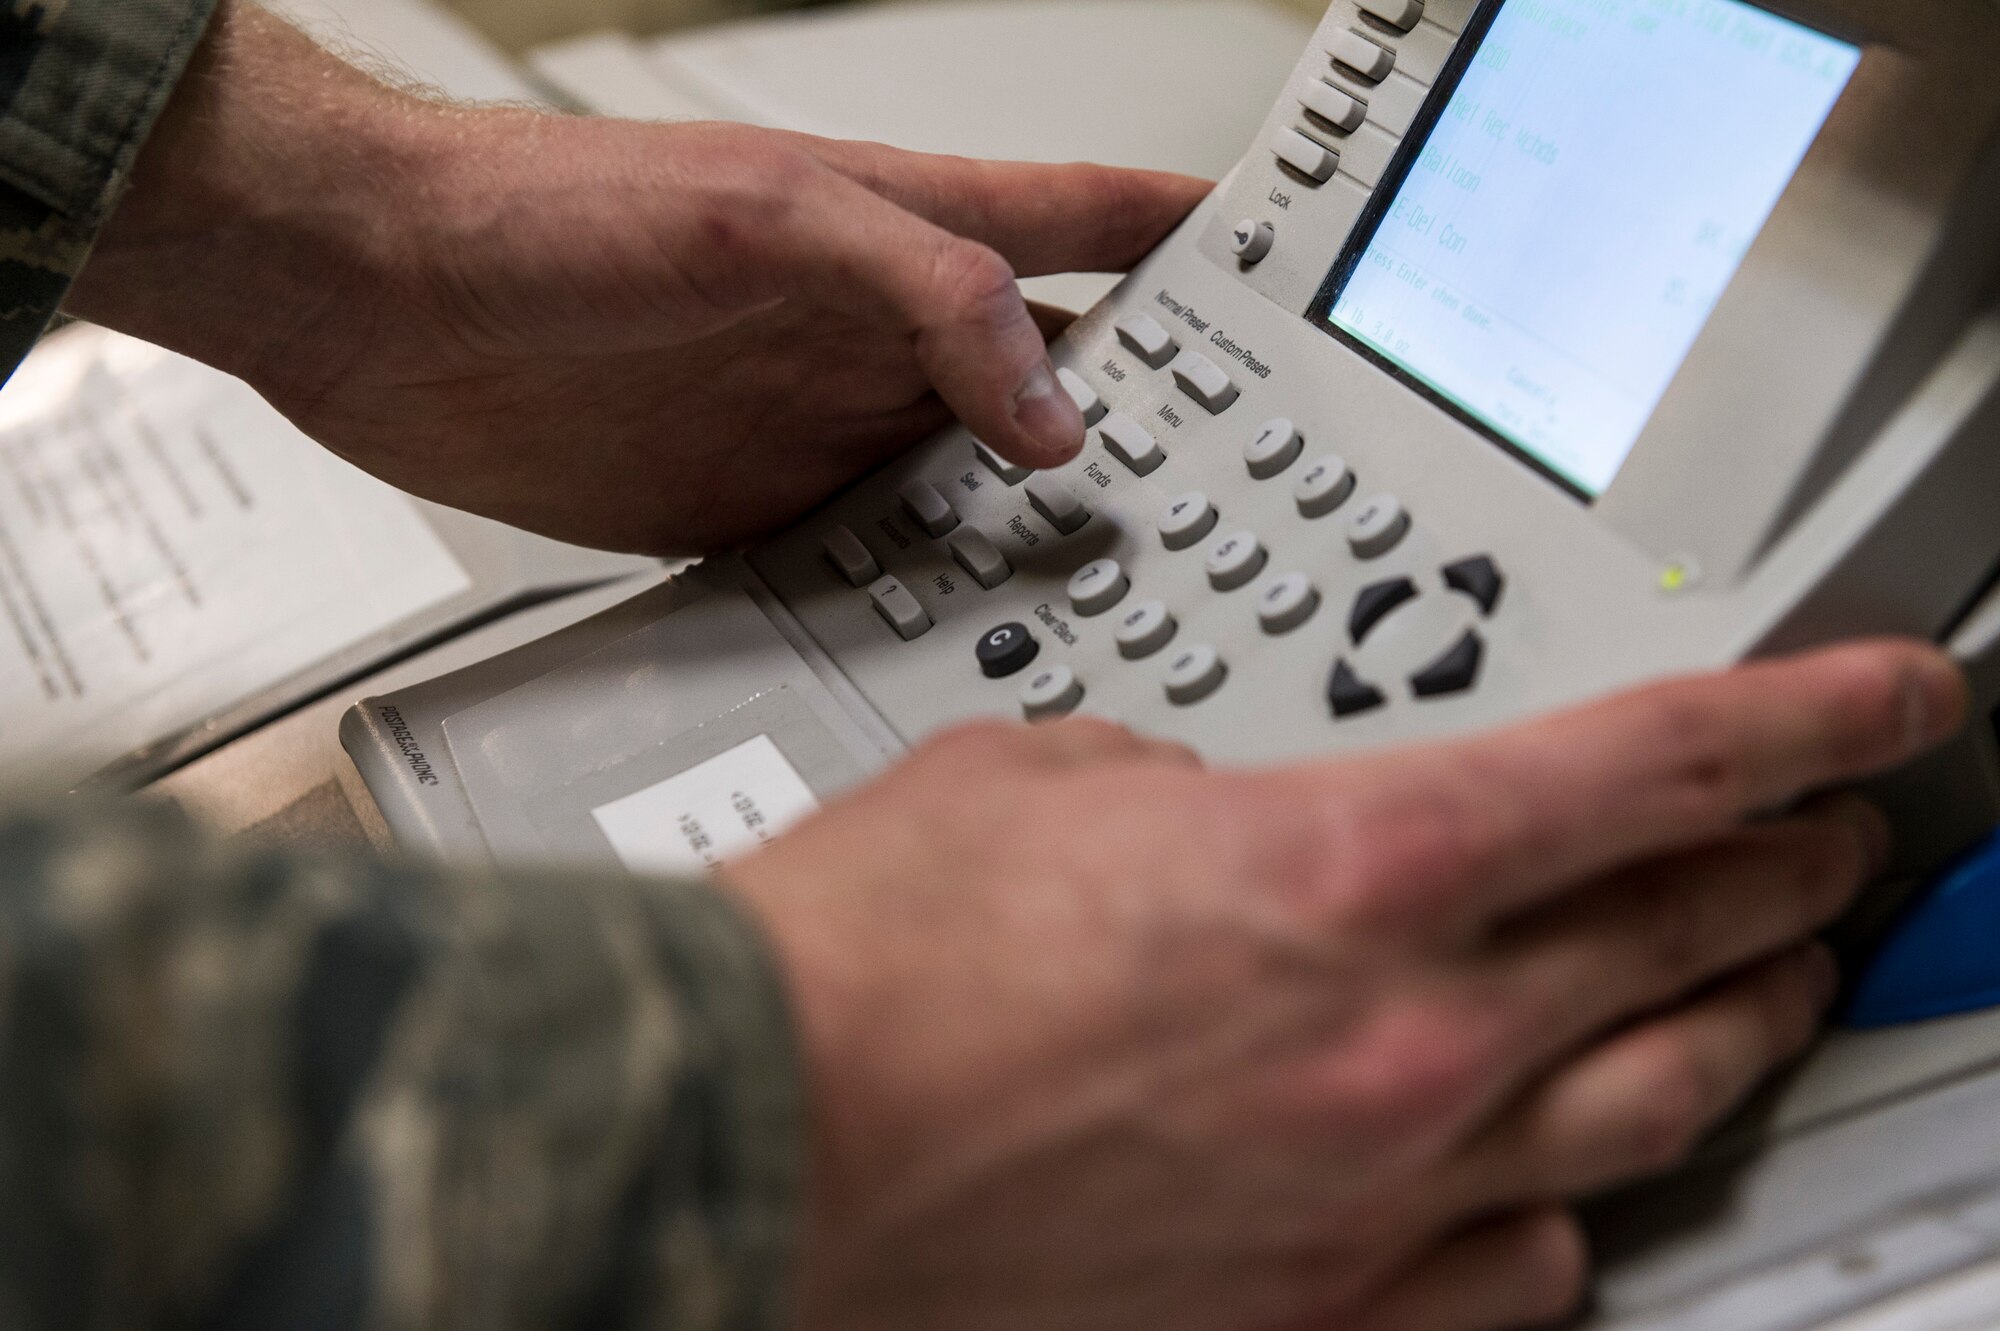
[1245,418,1304,480]
[1067,558,1130,617]
[1295,455,1357,518]
[1258,573,1320,634]
[1114,599,1177,659]
[1163,643,1227,706]
[1206,530,1268,591]
[1019,663,1083,720]
[1159,491,1218,550]
[1347,494,1411,559]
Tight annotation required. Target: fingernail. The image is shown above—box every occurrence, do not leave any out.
[1803,944,1842,1013]
[1012,361,1085,463]
[1901,653,1970,753]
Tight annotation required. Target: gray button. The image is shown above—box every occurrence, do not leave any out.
[1170,351,1241,414]
[1302,80,1366,133]
[1114,599,1177,659]
[948,527,1012,589]
[1159,491,1219,550]
[1274,127,1337,184]
[822,525,880,587]
[1056,368,1107,426]
[1347,494,1411,559]
[1114,314,1178,370]
[1067,558,1130,617]
[1206,530,1268,591]
[973,439,1029,486]
[1331,28,1394,81]
[867,574,931,641]
[1258,573,1320,634]
[1295,455,1357,518]
[1357,0,1423,31]
[1231,219,1276,264]
[1099,412,1165,477]
[1020,663,1084,720]
[1026,474,1090,534]
[1164,644,1227,706]
[898,479,960,538]
[1245,418,1305,479]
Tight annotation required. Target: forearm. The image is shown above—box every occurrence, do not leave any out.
[0,802,804,1330]
[61,1,428,392]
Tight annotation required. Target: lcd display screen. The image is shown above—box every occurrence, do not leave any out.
[1323,0,1861,497]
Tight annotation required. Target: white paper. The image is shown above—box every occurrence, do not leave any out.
[592,734,821,877]
[0,329,471,788]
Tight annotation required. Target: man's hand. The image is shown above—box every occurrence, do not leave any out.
[64,4,1208,554]
[727,642,1968,1331]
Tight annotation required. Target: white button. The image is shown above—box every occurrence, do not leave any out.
[1114,599,1177,659]
[948,527,1012,589]
[1159,491,1219,550]
[1164,644,1227,706]
[1099,412,1165,477]
[1170,351,1240,414]
[1331,28,1395,81]
[898,479,959,538]
[1357,0,1424,31]
[1231,219,1276,265]
[822,526,879,587]
[1296,455,1358,518]
[1347,494,1412,559]
[973,439,1029,486]
[1067,558,1130,617]
[1206,530,1268,591]
[1258,573,1321,634]
[1114,315,1178,370]
[1245,419,1305,479]
[1020,664,1084,720]
[1025,474,1090,535]
[867,574,931,641]
[1301,81,1366,133]
[1274,127,1337,183]
[1056,367,1107,426]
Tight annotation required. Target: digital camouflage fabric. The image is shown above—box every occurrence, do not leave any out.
[0,800,804,1330]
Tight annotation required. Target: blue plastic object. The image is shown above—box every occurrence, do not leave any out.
[1845,829,2000,1028]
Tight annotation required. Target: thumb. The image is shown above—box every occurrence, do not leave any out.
[722,158,1089,470]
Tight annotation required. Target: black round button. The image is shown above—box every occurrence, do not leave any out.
[977,622,1040,679]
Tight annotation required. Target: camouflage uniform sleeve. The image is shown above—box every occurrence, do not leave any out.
[0,801,805,1331]
[0,0,218,379]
